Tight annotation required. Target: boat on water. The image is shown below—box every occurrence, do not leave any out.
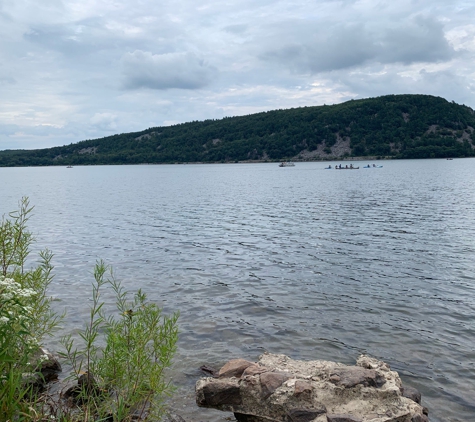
[363,164,383,168]
[334,164,359,169]
[279,162,295,167]
[335,166,359,170]
[67,165,73,168]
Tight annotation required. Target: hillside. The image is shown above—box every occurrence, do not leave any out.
[1,94,475,166]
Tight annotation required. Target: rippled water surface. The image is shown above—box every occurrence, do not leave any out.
[1,160,475,421]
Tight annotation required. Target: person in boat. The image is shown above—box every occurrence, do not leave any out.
[373,164,376,167]
[350,164,353,169]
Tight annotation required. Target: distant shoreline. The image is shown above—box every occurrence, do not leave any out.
[0,155,470,169]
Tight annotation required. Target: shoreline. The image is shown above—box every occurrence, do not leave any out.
[1,155,469,168]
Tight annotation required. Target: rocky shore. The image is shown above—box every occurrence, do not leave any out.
[35,349,429,422]
[196,353,429,422]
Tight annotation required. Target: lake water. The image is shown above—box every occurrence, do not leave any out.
[1,159,475,422]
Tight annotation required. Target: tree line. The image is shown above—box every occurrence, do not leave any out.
[1,94,474,166]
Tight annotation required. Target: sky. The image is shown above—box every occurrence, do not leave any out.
[1,0,475,150]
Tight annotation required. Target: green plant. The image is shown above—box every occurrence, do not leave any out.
[61,261,179,421]
[0,197,61,421]
[0,199,179,421]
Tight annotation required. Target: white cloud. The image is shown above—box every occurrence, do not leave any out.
[446,24,475,52]
[90,113,117,131]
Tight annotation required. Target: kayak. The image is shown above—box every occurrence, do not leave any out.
[335,167,359,170]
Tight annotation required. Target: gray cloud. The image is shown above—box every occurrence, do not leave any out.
[259,23,377,73]
[121,50,216,90]
[24,19,133,59]
[258,16,455,74]
[0,124,20,137]
[0,0,474,149]
[223,24,248,34]
[379,16,454,64]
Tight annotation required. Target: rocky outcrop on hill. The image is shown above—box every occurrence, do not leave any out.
[196,353,429,422]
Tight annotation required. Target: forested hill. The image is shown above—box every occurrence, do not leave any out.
[1,94,475,167]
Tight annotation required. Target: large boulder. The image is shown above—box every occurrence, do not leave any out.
[196,353,429,422]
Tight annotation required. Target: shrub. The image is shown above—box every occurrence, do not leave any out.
[0,197,61,420]
[0,198,179,422]
[60,261,179,421]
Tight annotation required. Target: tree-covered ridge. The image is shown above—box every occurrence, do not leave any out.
[1,94,474,166]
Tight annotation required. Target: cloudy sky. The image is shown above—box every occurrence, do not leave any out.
[1,0,474,150]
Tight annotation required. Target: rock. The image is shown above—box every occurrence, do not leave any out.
[243,364,268,377]
[36,347,62,382]
[22,347,62,391]
[196,353,429,422]
[411,415,429,422]
[218,359,255,379]
[402,385,422,404]
[63,372,101,401]
[200,365,219,377]
[234,414,265,422]
[235,407,326,422]
[327,415,363,422]
[77,372,100,393]
[294,380,313,397]
[329,367,386,388]
[163,412,187,422]
[288,407,326,421]
[129,400,151,420]
[25,347,62,389]
[196,379,242,407]
[22,372,46,391]
[260,371,292,399]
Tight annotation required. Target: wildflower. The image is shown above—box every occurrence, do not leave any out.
[17,288,36,298]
